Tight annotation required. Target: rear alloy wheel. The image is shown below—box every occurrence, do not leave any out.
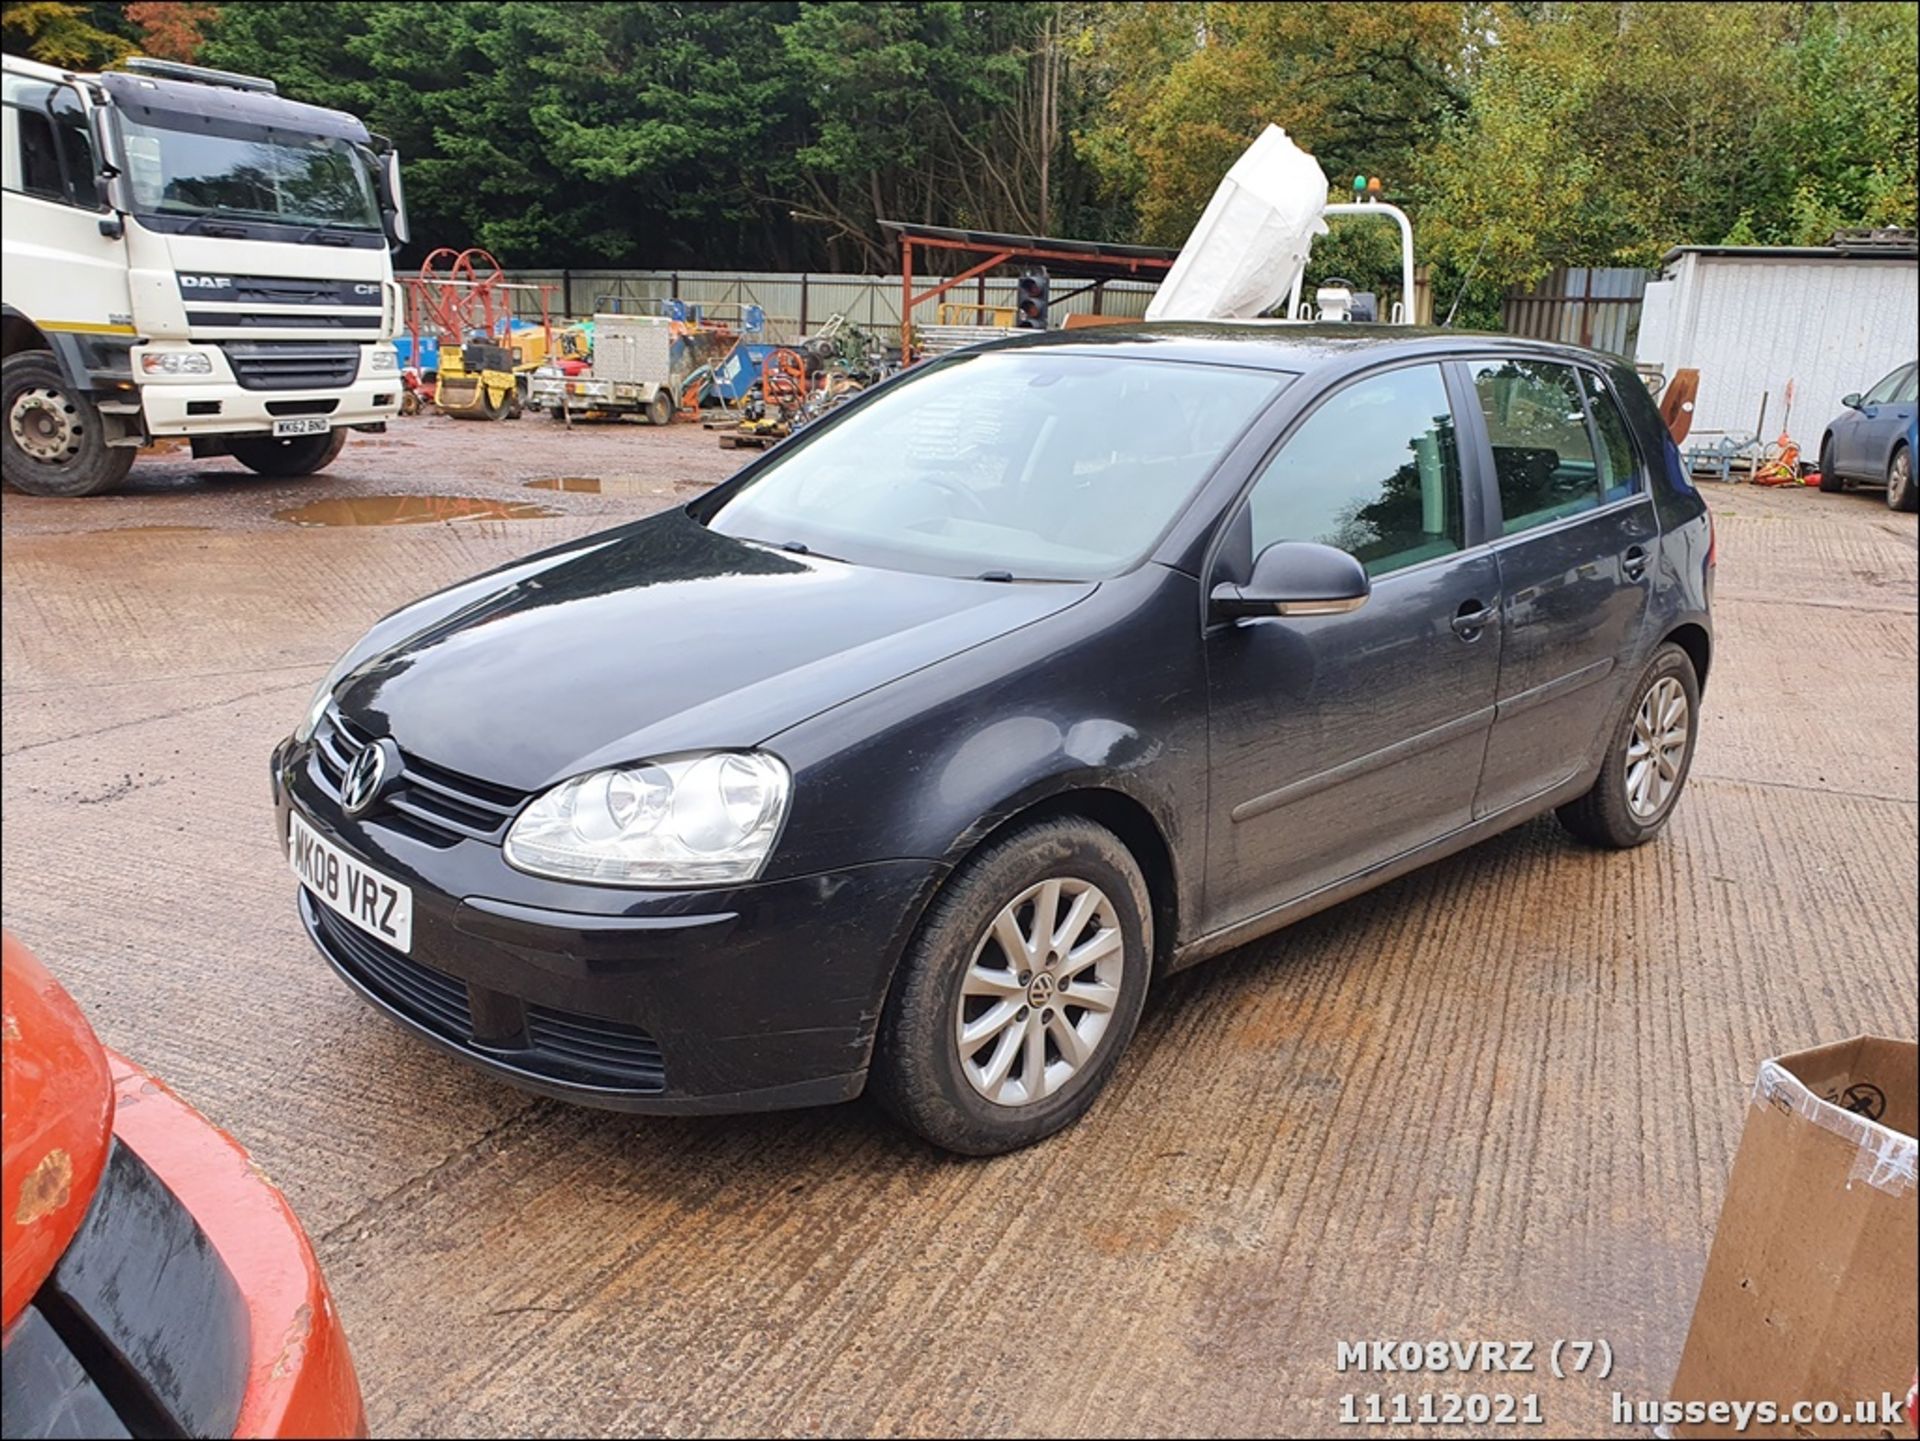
[228,428,347,478]
[1818,437,1845,492]
[1887,445,1916,512]
[1555,642,1701,849]
[871,817,1152,1154]
[1,351,136,497]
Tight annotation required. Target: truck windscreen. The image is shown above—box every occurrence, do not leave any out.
[119,112,380,232]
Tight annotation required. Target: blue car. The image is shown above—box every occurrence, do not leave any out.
[1819,360,1917,510]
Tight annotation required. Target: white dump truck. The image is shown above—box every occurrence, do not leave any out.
[2,54,409,496]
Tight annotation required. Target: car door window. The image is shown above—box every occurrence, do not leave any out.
[1580,370,1644,503]
[1242,363,1464,577]
[1898,367,1919,404]
[1862,365,1912,406]
[1469,358,1611,534]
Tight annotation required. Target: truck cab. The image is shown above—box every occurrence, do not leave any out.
[2,54,409,496]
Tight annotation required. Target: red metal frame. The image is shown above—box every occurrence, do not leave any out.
[897,232,1175,362]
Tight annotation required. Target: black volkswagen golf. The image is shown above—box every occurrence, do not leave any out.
[273,324,1713,1154]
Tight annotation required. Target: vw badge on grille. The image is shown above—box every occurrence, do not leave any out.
[340,742,388,817]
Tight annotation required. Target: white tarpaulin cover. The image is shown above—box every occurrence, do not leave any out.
[1144,125,1329,322]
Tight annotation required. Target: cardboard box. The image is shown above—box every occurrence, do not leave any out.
[1668,1036,1917,1438]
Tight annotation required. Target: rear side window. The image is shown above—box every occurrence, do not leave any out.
[1470,358,1610,534]
[1581,370,1644,503]
[1243,362,1465,577]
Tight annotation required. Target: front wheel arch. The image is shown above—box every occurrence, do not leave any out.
[934,785,1180,978]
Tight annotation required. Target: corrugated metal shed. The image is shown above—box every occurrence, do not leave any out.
[1503,267,1649,356]
[1633,244,1918,456]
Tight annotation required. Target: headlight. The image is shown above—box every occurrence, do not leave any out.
[505,752,791,887]
[293,654,359,743]
[140,351,212,375]
[364,346,398,374]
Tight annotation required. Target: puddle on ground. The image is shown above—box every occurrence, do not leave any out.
[274,495,560,527]
[524,475,665,497]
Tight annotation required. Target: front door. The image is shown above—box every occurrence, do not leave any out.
[1203,361,1502,932]
[1844,362,1917,479]
[1461,358,1658,816]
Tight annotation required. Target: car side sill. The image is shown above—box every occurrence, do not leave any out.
[1170,769,1595,973]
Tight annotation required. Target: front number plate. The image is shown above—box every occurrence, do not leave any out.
[290,810,413,952]
[272,417,331,437]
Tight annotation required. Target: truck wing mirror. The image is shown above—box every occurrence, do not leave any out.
[382,150,410,249]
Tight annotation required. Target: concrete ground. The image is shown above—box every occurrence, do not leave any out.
[3,416,1915,1437]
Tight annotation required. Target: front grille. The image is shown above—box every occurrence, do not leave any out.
[311,706,525,846]
[0,1142,249,1439]
[526,1005,668,1088]
[187,310,380,330]
[308,896,668,1093]
[314,901,471,1036]
[219,340,360,391]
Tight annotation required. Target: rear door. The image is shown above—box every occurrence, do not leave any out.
[1202,361,1502,930]
[1462,356,1659,817]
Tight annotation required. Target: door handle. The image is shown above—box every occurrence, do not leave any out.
[1622,545,1650,581]
[1451,601,1497,639]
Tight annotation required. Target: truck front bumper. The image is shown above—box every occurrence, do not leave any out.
[140,377,402,438]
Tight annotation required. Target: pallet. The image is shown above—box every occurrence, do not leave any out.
[718,431,778,449]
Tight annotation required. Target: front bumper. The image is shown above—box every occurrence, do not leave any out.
[139,377,401,438]
[272,737,940,1115]
[102,1051,366,1439]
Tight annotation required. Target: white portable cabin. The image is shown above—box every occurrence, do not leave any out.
[1634,238,1918,456]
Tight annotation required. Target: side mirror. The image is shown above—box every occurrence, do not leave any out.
[1210,540,1371,621]
[85,105,130,213]
[1841,392,1863,410]
[381,149,410,248]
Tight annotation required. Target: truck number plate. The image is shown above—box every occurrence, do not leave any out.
[272,417,332,438]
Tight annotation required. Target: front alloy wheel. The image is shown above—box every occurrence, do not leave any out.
[872,817,1152,1154]
[957,878,1125,1106]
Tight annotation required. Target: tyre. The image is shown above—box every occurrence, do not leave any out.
[870,816,1153,1155]
[646,390,673,427]
[1555,643,1701,849]
[1,351,136,497]
[1818,436,1845,492]
[1887,444,1916,513]
[228,427,347,478]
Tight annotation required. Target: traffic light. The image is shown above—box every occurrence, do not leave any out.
[1015,269,1049,330]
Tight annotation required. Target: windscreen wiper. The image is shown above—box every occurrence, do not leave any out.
[293,219,373,246]
[175,206,252,237]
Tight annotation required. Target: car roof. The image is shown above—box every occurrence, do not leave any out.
[969,321,1620,376]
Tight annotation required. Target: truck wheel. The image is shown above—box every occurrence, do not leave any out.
[2,352,136,497]
[647,391,673,427]
[228,428,347,478]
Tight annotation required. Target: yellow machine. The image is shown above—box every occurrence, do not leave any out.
[434,340,518,421]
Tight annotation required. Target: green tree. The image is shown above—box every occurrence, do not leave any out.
[1,0,132,66]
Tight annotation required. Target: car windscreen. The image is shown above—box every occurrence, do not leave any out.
[705,351,1287,581]
[119,111,381,231]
